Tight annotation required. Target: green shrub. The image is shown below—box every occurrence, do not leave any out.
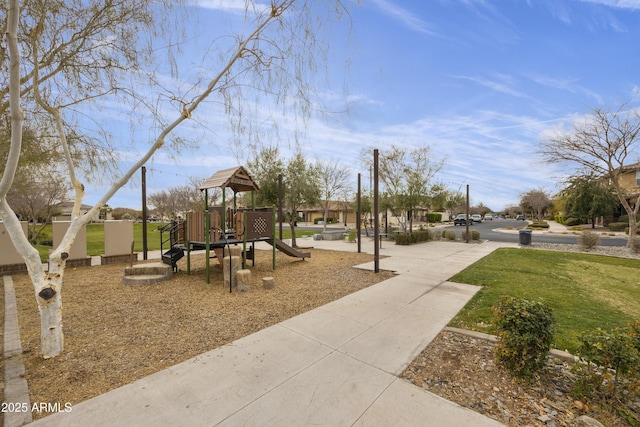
[395,233,412,245]
[554,214,565,224]
[570,225,583,231]
[617,214,640,224]
[578,230,600,250]
[443,230,457,241]
[461,229,480,241]
[624,227,640,236]
[394,230,431,245]
[564,217,582,226]
[608,222,628,232]
[426,212,442,223]
[527,222,549,229]
[492,296,555,380]
[573,322,640,403]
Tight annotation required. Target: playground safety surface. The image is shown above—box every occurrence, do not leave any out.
[12,248,395,421]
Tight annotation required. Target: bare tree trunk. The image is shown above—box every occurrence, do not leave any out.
[36,261,64,358]
[628,196,640,244]
[289,220,297,248]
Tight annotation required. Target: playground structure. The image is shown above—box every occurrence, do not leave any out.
[160,166,310,284]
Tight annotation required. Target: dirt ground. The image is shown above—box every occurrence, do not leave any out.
[11,248,394,419]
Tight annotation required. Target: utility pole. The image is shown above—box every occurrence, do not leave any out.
[357,173,361,253]
[278,174,284,241]
[374,149,380,273]
[141,166,148,260]
[465,184,470,244]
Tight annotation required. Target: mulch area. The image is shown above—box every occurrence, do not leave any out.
[11,248,394,419]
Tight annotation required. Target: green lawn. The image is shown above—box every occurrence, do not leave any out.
[449,248,640,354]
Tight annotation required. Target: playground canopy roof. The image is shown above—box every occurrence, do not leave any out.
[199,166,260,193]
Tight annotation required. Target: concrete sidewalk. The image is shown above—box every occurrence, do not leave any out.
[29,239,516,427]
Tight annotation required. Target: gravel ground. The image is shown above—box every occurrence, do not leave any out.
[525,242,640,259]
[12,248,394,419]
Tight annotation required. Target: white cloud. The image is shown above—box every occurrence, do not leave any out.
[370,0,437,36]
[577,0,640,10]
[453,74,530,99]
[195,0,269,12]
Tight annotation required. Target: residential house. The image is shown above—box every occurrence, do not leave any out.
[53,202,102,221]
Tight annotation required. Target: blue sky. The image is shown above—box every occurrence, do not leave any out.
[87,0,640,212]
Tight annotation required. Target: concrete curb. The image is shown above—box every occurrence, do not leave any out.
[3,276,32,427]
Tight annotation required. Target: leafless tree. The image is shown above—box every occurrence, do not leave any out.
[520,189,552,223]
[6,171,67,241]
[363,145,445,232]
[316,160,351,231]
[1,0,350,358]
[539,102,640,245]
[149,177,212,219]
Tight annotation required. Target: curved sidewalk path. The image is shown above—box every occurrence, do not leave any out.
[29,239,517,427]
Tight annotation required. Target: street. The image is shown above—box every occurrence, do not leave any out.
[444,218,628,247]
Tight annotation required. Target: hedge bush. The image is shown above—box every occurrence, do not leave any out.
[563,217,582,227]
[426,212,442,223]
[608,222,628,232]
[617,214,640,223]
[394,230,432,245]
[527,222,549,229]
[460,229,480,241]
[443,230,457,241]
[492,296,555,380]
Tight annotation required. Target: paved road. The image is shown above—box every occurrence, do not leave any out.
[295,219,628,247]
[445,218,628,247]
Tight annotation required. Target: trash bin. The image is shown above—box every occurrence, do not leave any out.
[519,229,532,245]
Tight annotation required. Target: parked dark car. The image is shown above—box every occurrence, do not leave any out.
[454,214,472,226]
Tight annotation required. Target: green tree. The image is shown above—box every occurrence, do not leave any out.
[352,190,372,235]
[443,189,467,219]
[246,145,286,208]
[562,174,619,228]
[283,151,320,247]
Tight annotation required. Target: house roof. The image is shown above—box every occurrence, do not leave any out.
[199,166,260,193]
[620,161,640,173]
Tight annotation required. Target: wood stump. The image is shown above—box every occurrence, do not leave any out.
[223,255,242,288]
[237,269,251,292]
[263,276,275,290]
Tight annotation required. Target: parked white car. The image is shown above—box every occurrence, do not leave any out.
[484,214,493,221]
[471,214,482,223]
